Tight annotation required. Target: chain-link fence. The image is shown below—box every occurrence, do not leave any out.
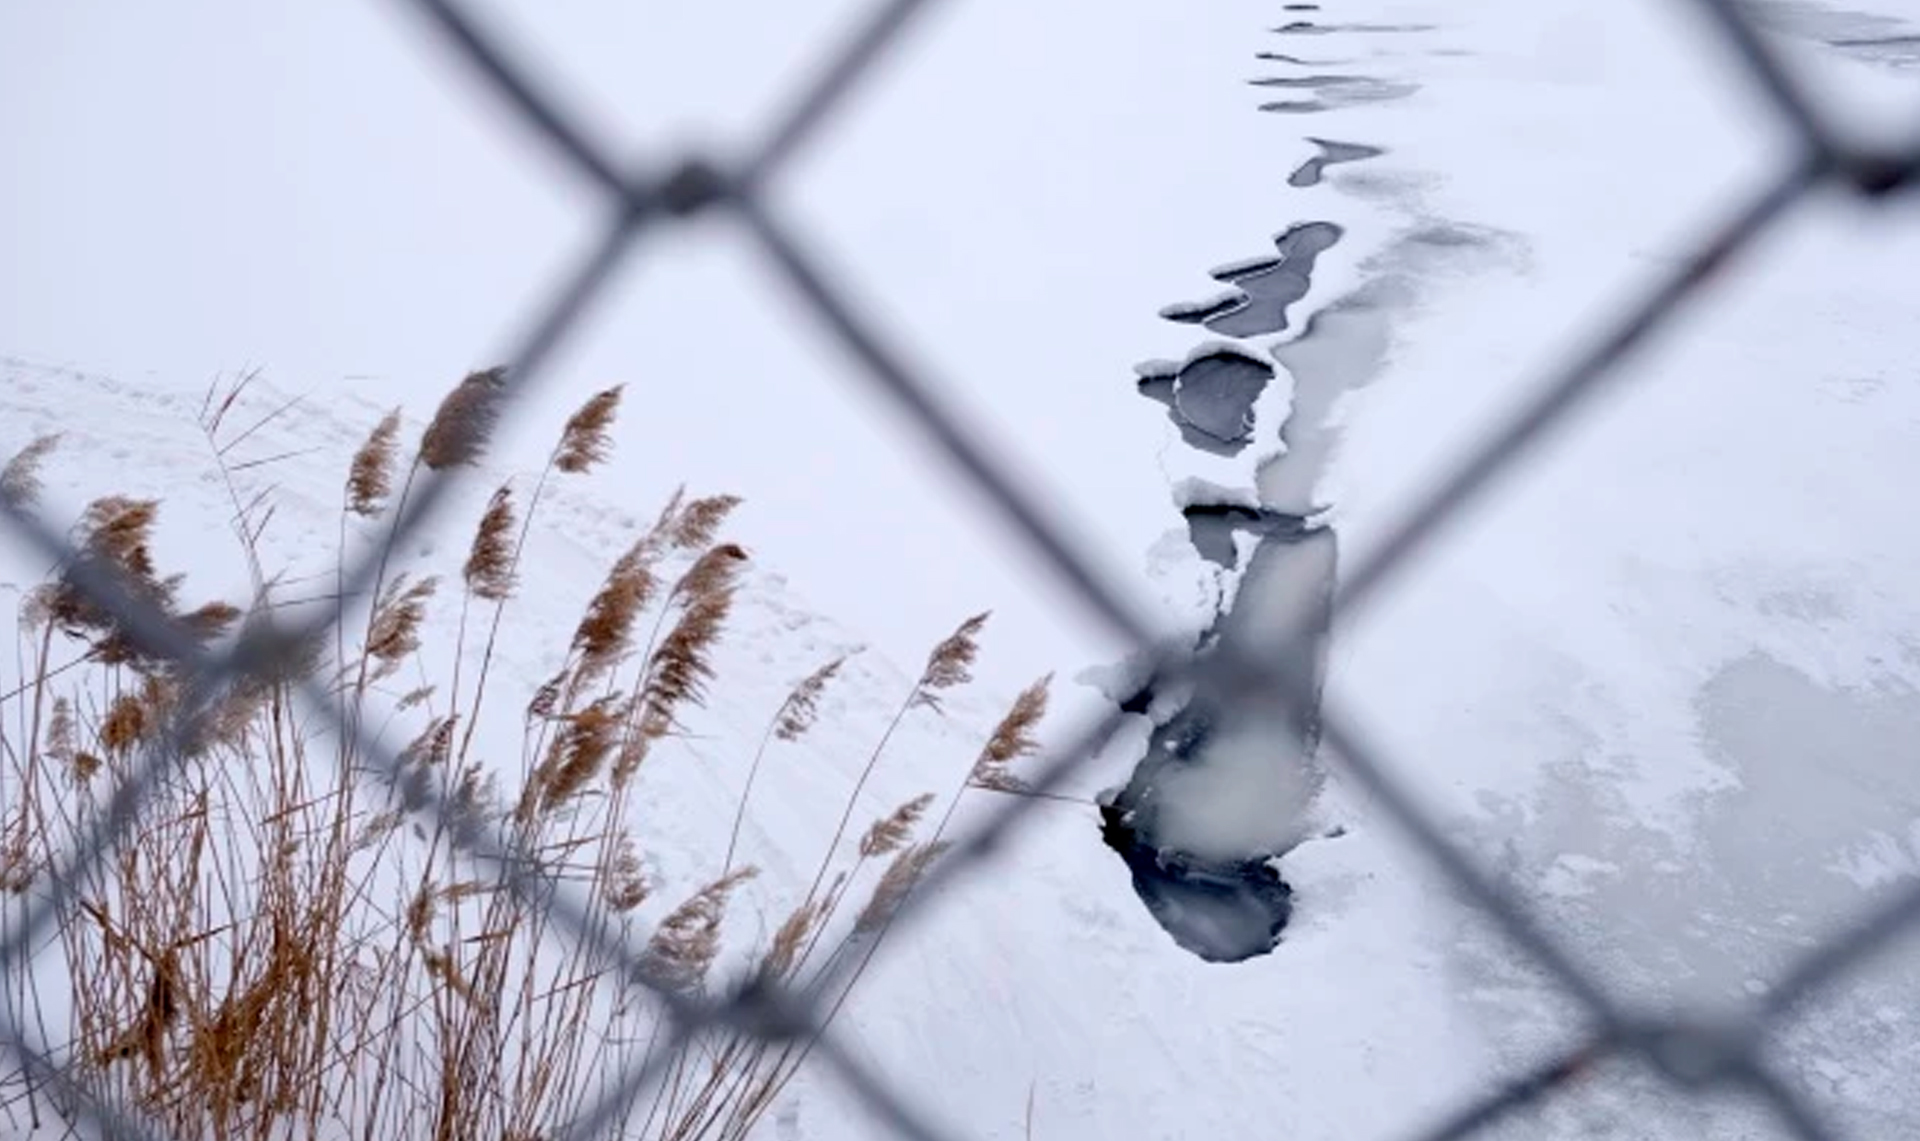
[2,0,1918,1138]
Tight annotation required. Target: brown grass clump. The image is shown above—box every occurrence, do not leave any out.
[22,493,215,669]
[0,379,1049,1141]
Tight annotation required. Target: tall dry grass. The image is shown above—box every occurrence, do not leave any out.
[0,372,1050,1140]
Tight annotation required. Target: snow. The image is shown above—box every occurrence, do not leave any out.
[6,0,1920,1138]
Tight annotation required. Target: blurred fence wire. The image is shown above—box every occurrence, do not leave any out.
[2,0,1918,1138]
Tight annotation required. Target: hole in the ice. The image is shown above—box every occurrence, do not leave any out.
[1162,348,1275,454]
[1271,21,1438,35]
[1256,77,1420,113]
[1183,503,1314,569]
[1251,73,1374,87]
[1257,50,1351,66]
[1102,528,1335,963]
[1098,798,1295,964]
[1288,137,1386,187]
[1160,222,1343,338]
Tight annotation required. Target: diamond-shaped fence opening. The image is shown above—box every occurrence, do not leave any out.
[1,0,1917,1139]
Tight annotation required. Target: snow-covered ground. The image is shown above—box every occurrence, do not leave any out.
[5,0,1920,1138]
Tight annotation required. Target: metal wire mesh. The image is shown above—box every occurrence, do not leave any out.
[2,0,1917,1138]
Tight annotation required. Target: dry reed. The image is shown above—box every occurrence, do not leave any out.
[419,365,508,471]
[971,674,1051,793]
[0,381,1043,1141]
[463,484,518,603]
[346,410,402,517]
[0,432,60,509]
[914,610,989,711]
[776,655,844,743]
[553,386,623,475]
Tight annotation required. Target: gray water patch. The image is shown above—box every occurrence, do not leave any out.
[1693,653,1920,925]
[1134,348,1275,456]
[1098,802,1296,964]
[1173,349,1276,452]
[1289,137,1387,188]
[1271,21,1438,35]
[1252,75,1376,87]
[1738,0,1920,70]
[1432,651,1920,1137]
[1257,51,1353,66]
[1463,651,1920,1021]
[1101,526,1337,961]
[1183,503,1316,569]
[1133,358,1179,406]
[1256,77,1421,114]
[1260,301,1394,514]
[1160,222,1344,338]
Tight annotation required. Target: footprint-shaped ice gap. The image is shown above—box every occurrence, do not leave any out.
[1253,76,1421,114]
[1288,138,1387,187]
[1159,222,1344,339]
[1100,525,1337,962]
[1183,503,1315,569]
[1271,20,1437,35]
[1135,345,1275,457]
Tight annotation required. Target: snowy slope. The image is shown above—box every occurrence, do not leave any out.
[0,354,1481,1140]
[5,0,1920,1139]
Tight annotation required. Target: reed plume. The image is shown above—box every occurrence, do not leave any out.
[345,409,401,516]
[759,897,827,981]
[603,831,649,912]
[420,366,508,471]
[621,545,746,780]
[554,386,623,475]
[914,611,989,711]
[365,574,438,670]
[463,484,518,602]
[641,867,757,994]
[775,655,845,742]
[971,674,1051,793]
[1,432,60,509]
[537,695,624,812]
[667,494,742,551]
[855,841,949,936]
[570,542,659,693]
[859,793,935,859]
